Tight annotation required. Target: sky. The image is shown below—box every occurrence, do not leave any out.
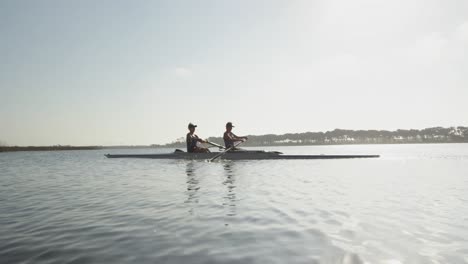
[1,0,467,146]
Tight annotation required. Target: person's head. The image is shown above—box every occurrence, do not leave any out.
[226,122,234,131]
[188,123,197,133]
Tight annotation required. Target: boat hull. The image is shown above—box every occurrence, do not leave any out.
[105,150,379,160]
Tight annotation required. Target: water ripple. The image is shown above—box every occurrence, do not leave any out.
[1,145,468,263]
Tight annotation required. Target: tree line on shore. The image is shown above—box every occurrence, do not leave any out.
[2,126,466,152]
[156,126,468,148]
[0,145,101,152]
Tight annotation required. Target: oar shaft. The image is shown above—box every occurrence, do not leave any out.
[205,141,225,149]
[209,140,244,161]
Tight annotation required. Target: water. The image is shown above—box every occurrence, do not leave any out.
[1,144,468,264]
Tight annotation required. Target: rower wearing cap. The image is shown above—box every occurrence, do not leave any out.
[223,122,248,149]
[186,123,210,153]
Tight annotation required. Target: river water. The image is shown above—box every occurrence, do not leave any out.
[1,144,467,264]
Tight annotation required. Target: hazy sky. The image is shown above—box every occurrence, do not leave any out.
[1,0,467,146]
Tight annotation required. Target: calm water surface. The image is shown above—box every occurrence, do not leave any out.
[1,144,468,264]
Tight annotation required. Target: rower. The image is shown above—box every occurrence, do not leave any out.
[186,123,210,153]
[223,122,248,150]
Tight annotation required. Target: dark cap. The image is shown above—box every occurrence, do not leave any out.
[188,123,197,129]
[226,122,234,127]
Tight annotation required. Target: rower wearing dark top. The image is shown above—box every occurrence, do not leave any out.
[186,123,210,153]
[223,122,248,149]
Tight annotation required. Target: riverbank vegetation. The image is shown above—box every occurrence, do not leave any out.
[156,126,468,148]
[2,127,466,152]
[0,145,102,152]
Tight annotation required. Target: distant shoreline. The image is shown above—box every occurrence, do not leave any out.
[155,127,468,148]
[2,141,467,153]
[0,145,164,153]
[2,126,467,152]
[0,146,103,152]
[152,141,468,149]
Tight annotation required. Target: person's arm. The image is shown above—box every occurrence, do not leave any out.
[231,133,248,141]
[194,134,206,143]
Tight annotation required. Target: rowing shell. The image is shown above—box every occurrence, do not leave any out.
[105,150,379,160]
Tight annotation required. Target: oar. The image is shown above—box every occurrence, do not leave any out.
[205,141,226,149]
[209,140,245,162]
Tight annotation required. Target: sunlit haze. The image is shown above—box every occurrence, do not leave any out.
[1,0,467,146]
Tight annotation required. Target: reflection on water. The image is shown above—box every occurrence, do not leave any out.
[184,161,238,217]
[2,145,467,264]
[222,161,237,217]
[185,161,200,215]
